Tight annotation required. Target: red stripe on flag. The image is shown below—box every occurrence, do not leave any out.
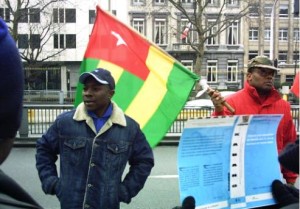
[291,72,299,98]
[84,6,150,80]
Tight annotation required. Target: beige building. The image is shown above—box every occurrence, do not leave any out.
[244,0,299,87]
[0,0,299,98]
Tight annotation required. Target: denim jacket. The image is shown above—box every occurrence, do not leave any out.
[36,102,154,209]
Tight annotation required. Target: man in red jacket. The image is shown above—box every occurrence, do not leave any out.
[209,55,298,185]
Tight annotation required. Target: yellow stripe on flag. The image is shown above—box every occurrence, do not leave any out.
[125,46,174,128]
[97,59,124,82]
[147,46,174,80]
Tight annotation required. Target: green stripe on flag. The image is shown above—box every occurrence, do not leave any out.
[142,62,198,147]
[113,71,144,110]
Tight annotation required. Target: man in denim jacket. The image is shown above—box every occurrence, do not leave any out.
[36,68,154,209]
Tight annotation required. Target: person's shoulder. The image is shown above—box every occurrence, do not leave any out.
[124,114,139,126]
[56,108,76,120]
[276,98,293,107]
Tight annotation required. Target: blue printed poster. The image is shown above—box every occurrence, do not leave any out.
[177,115,283,209]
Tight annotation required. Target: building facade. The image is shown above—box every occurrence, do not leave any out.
[0,0,299,98]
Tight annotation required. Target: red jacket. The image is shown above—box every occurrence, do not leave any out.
[213,81,298,183]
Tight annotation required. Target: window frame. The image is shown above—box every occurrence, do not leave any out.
[154,18,167,45]
[249,28,259,41]
[227,21,239,45]
[206,19,218,45]
[65,8,76,23]
[54,34,76,49]
[89,10,96,24]
[294,28,300,41]
[278,28,288,41]
[132,18,146,36]
[0,8,10,22]
[227,60,238,82]
[278,51,288,63]
[207,60,218,83]
[264,28,271,41]
[249,51,258,60]
[279,5,289,18]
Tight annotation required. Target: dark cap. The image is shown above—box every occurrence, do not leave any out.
[248,56,279,72]
[79,68,115,90]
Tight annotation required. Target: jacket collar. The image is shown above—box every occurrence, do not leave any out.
[73,101,127,127]
[244,81,282,104]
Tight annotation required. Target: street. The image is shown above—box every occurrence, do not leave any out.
[2,146,181,209]
[2,146,299,209]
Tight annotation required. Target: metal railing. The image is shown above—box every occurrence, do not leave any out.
[18,104,299,139]
[24,90,76,104]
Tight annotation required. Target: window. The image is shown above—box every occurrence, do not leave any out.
[181,19,198,44]
[207,20,218,45]
[295,0,299,17]
[132,18,145,35]
[279,5,288,17]
[206,0,217,5]
[66,34,76,48]
[249,4,259,17]
[249,28,258,41]
[18,34,29,49]
[263,51,270,57]
[18,34,40,49]
[294,28,300,41]
[278,51,287,63]
[207,61,217,82]
[264,28,270,40]
[24,68,61,90]
[226,0,238,6]
[65,9,76,23]
[0,8,10,22]
[53,8,63,23]
[154,18,166,45]
[182,60,195,89]
[249,51,258,60]
[29,8,40,23]
[54,34,76,49]
[264,4,273,17]
[227,61,238,82]
[154,0,165,4]
[19,9,28,23]
[30,34,40,49]
[89,10,96,24]
[132,0,144,5]
[227,21,239,45]
[181,0,193,3]
[286,75,294,84]
[19,8,40,23]
[279,29,288,41]
[53,8,76,23]
[181,60,194,73]
[293,51,300,61]
[181,20,189,44]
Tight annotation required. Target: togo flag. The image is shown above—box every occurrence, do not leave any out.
[75,6,199,147]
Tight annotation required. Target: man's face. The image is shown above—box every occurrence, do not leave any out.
[82,77,114,116]
[247,67,276,94]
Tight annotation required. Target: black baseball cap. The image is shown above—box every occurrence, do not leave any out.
[79,68,115,90]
